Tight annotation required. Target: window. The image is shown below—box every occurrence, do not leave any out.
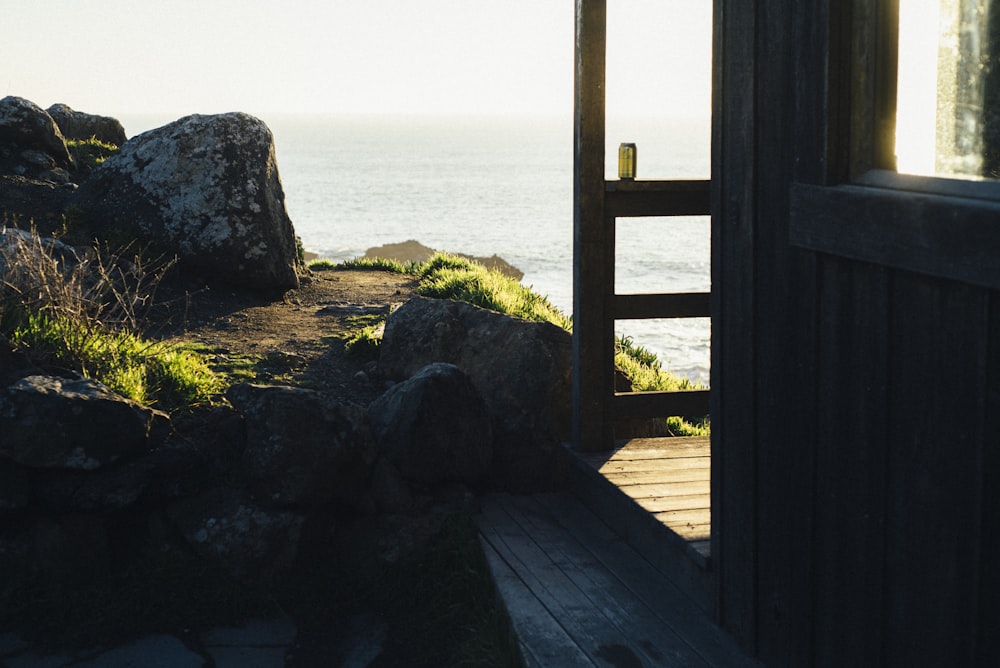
[896,0,999,179]
[788,0,1000,290]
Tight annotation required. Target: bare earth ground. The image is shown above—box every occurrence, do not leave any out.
[155,269,420,404]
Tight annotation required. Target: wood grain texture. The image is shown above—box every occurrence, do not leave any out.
[478,493,758,668]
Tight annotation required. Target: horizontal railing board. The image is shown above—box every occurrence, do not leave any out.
[605,179,711,217]
[612,390,711,420]
[614,292,711,320]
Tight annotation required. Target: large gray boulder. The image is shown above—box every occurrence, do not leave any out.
[0,96,73,170]
[70,112,300,291]
[0,375,171,470]
[378,297,572,489]
[46,103,126,146]
[0,96,74,189]
[226,383,377,508]
[369,363,493,485]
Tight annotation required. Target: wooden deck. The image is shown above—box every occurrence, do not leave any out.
[577,436,712,559]
[478,492,754,667]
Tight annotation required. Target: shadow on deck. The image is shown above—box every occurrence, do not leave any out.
[477,437,756,667]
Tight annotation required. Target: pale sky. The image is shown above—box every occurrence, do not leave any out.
[1,1,711,121]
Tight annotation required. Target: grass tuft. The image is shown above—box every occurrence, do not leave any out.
[0,229,221,412]
[66,137,119,172]
[336,255,421,274]
[417,253,571,329]
[329,250,709,435]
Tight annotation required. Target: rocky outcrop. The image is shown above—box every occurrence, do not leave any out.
[364,239,524,280]
[369,363,493,485]
[226,383,377,508]
[0,96,73,185]
[0,175,77,232]
[0,375,171,470]
[46,103,126,146]
[378,296,572,490]
[70,112,300,291]
[167,487,304,581]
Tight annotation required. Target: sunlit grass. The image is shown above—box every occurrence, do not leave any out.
[329,251,708,435]
[0,230,221,412]
[7,311,220,410]
[66,136,119,171]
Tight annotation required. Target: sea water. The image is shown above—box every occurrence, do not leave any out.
[122,114,711,384]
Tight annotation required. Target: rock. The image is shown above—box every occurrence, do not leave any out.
[46,103,126,146]
[378,296,571,490]
[167,486,304,581]
[364,239,523,280]
[30,443,219,512]
[0,461,28,510]
[0,175,77,233]
[368,363,493,485]
[0,226,80,277]
[0,375,171,470]
[225,383,377,508]
[0,96,73,175]
[70,112,300,291]
[1,514,112,583]
[367,457,413,513]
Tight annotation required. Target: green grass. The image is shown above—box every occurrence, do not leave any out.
[66,137,119,171]
[331,255,421,274]
[0,232,221,412]
[6,310,221,411]
[327,251,709,435]
[416,254,572,330]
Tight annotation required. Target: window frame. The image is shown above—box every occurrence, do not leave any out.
[789,0,1000,290]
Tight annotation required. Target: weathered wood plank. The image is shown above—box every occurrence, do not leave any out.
[588,453,712,472]
[884,275,986,667]
[712,0,758,647]
[660,521,711,542]
[978,296,1000,667]
[481,496,705,666]
[501,495,715,667]
[613,479,710,498]
[613,292,711,320]
[811,257,889,665]
[572,0,612,452]
[478,539,594,667]
[604,179,711,218]
[651,507,713,525]
[612,389,710,420]
[751,0,819,663]
[791,182,1000,291]
[599,467,709,485]
[535,493,758,667]
[634,494,711,513]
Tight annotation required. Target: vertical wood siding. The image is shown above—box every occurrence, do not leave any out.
[714,1,1000,664]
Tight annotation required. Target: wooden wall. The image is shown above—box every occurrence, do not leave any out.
[711,1,1000,665]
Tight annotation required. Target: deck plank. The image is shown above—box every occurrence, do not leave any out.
[480,499,679,666]
[478,539,595,667]
[535,493,756,667]
[478,492,757,668]
[502,495,715,667]
[581,436,712,549]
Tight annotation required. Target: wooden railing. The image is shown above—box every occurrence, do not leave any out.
[573,0,711,452]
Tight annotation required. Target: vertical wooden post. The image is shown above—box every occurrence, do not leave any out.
[573,0,613,451]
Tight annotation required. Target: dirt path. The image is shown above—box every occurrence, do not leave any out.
[157,269,419,403]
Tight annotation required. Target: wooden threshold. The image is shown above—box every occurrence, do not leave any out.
[576,436,712,558]
[478,492,754,668]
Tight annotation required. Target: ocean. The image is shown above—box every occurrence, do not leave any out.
[122,114,711,384]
